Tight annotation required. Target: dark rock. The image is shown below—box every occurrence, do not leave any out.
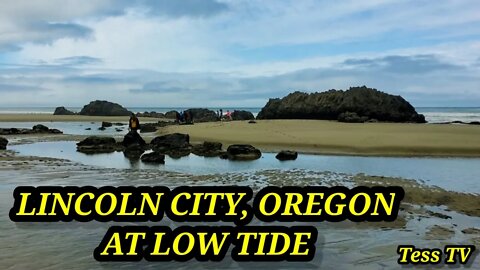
[79,100,132,116]
[0,137,8,150]
[226,144,262,160]
[85,128,92,130]
[151,133,192,158]
[141,152,165,164]
[113,123,126,126]
[165,110,178,119]
[122,131,146,147]
[123,144,145,160]
[136,111,165,118]
[32,124,50,132]
[98,127,106,131]
[185,108,218,122]
[257,86,426,123]
[115,128,123,132]
[192,141,223,157]
[337,112,369,123]
[248,120,257,124]
[102,122,113,128]
[77,136,122,153]
[139,123,158,133]
[469,121,480,125]
[0,125,62,135]
[151,133,190,149]
[53,106,76,115]
[276,150,298,161]
[232,110,255,121]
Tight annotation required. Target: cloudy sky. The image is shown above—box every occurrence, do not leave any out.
[0,0,479,107]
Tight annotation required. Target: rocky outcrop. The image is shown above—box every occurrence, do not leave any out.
[232,110,255,121]
[141,152,166,164]
[192,141,223,157]
[79,100,132,116]
[185,108,218,122]
[276,151,298,161]
[151,133,191,158]
[136,111,165,118]
[226,144,262,160]
[53,106,76,115]
[0,125,62,135]
[257,86,426,123]
[0,137,8,150]
[76,136,122,153]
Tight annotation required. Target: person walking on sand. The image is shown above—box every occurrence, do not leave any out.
[225,110,232,121]
[129,113,140,132]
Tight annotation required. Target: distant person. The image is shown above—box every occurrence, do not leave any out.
[226,110,232,121]
[129,113,140,132]
[220,109,223,120]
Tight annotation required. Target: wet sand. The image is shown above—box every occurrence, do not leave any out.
[159,120,480,157]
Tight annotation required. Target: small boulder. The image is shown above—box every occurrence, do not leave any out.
[192,141,223,157]
[226,144,262,160]
[76,136,120,153]
[0,137,8,150]
[248,120,257,124]
[32,124,50,132]
[232,110,255,121]
[165,110,179,119]
[123,144,145,160]
[151,133,190,150]
[276,150,298,161]
[102,122,113,128]
[139,123,158,133]
[141,152,166,164]
[98,127,106,131]
[53,106,76,115]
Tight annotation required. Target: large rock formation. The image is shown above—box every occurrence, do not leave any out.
[185,108,218,122]
[257,86,426,123]
[79,100,132,116]
[53,106,76,115]
[232,110,255,121]
[0,137,8,150]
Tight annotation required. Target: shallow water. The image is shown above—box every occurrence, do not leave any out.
[10,141,480,194]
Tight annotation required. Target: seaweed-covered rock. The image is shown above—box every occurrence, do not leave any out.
[231,110,255,121]
[0,137,8,150]
[226,144,262,160]
[192,141,223,157]
[276,150,298,161]
[257,86,426,123]
[79,100,132,116]
[53,106,76,115]
[141,152,165,164]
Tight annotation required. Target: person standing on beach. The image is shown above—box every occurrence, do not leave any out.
[129,113,140,132]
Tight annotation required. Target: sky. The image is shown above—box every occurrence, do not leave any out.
[0,0,479,107]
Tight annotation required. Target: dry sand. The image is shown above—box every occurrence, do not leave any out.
[158,119,480,157]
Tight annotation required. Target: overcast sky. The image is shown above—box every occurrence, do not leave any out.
[0,0,479,107]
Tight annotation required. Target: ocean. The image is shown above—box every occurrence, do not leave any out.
[0,107,478,123]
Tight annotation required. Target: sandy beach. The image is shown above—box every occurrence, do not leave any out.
[158,119,480,157]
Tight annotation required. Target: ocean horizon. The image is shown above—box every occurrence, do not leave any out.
[0,106,479,123]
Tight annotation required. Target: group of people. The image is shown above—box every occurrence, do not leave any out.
[175,111,194,124]
[216,109,232,121]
